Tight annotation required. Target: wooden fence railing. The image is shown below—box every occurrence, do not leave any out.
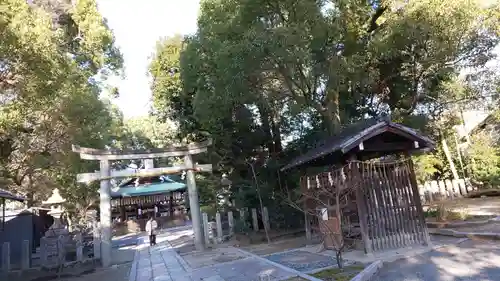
[418,178,477,204]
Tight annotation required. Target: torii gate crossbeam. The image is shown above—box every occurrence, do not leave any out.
[73,139,212,267]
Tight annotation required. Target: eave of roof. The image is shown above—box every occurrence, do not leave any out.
[0,188,25,202]
[281,119,435,171]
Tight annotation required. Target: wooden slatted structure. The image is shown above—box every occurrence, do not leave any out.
[284,118,434,254]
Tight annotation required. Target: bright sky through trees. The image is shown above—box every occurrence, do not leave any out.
[97,0,200,118]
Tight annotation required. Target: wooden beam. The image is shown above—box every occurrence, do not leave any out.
[72,139,212,160]
[361,142,415,152]
[77,164,213,183]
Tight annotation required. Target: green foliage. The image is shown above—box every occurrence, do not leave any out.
[0,0,124,214]
[467,132,500,187]
[233,218,251,234]
[146,0,500,216]
[424,204,470,222]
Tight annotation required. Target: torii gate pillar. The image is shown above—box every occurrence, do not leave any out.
[99,159,112,267]
[184,154,204,250]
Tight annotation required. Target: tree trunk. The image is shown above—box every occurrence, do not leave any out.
[256,102,276,155]
[441,137,459,180]
[270,104,283,155]
[248,161,270,244]
[324,86,341,135]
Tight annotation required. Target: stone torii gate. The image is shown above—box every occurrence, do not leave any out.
[72,139,212,267]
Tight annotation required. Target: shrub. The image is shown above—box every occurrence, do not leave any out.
[425,204,469,221]
[233,218,251,234]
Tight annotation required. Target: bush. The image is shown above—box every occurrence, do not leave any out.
[233,218,251,234]
[425,204,469,221]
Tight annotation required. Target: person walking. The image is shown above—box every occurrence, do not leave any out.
[145,216,158,246]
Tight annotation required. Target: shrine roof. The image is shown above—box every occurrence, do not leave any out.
[111,181,186,198]
[0,188,25,202]
[111,175,186,198]
[281,118,435,171]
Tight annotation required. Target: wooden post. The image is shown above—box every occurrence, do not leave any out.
[202,212,210,246]
[352,161,373,255]
[40,237,48,266]
[446,179,454,199]
[75,233,83,262]
[185,154,205,251]
[2,242,10,272]
[430,181,439,201]
[426,183,434,203]
[262,207,270,231]
[99,159,112,267]
[228,211,234,235]
[215,212,223,242]
[407,156,432,246]
[438,181,446,200]
[21,240,30,270]
[251,208,259,231]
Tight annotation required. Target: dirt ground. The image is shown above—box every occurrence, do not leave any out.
[240,236,310,256]
[452,222,500,234]
[426,197,500,216]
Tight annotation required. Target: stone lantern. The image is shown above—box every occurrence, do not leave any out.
[42,188,69,237]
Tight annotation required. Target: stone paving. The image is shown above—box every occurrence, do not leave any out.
[129,231,301,281]
[372,239,500,281]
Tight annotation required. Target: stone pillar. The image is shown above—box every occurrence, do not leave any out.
[21,240,30,270]
[92,221,101,259]
[251,208,259,231]
[228,211,234,235]
[262,207,270,231]
[202,212,210,246]
[185,154,204,251]
[239,209,245,221]
[99,159,112,267]
[216,212,223,242]
[2,242,10,272]
[75,233,83,262]
[57,235,66,265]
[304,212,312,243]
[40,238,48,266]
[144,159,154,169]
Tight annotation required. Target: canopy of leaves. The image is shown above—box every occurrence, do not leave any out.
[149,0,500,205]
[0,0,124,212]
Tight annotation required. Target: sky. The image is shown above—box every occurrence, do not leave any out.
[97,0,200,118]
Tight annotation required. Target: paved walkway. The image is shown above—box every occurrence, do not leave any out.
[129,230,303,281]
[372,239,500,281]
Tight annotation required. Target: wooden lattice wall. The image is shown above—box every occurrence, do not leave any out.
[300,158,430,253]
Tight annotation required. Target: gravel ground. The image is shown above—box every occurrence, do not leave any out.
[58,263,131,281]
[373,239,500,281]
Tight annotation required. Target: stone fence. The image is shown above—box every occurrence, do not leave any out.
[0,232,97,273]
[201,207,270,244]
[418,178,477,204]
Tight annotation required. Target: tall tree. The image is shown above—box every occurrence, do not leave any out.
[0,0,124,208]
